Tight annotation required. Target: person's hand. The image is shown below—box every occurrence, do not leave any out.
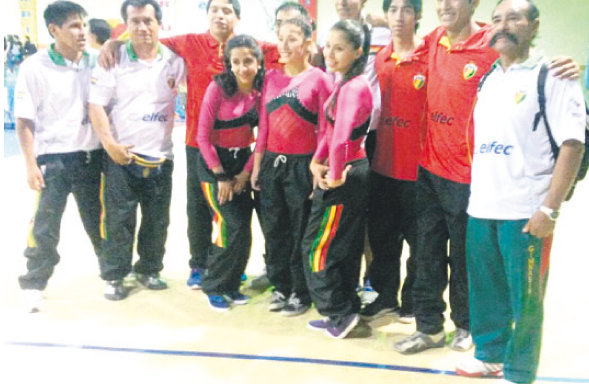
[250,165,261,191]
[522,210,556,238]
[217,180,234,205]
[549,56,580,80]
[105,142,134,165]
[26,164,45,191]
[324,165,352,189]
[310,160,328,189]
[233,170,250,194]
[98,39,123,70]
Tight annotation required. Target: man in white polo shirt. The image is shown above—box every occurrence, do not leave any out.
[455,0,585,382]
[15,1,103,313]
[89,0,185,301]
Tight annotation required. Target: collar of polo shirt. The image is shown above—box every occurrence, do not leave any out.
[48,43,89,67]
[125,40,163,62]
[493,54,543,71]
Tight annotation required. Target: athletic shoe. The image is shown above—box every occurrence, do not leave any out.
[22,289,42,313]
[449,328,473,351]
[455,357,503,377]
[280,293,310,317]
[398,313,415,324]
[248,270,271,291]
[325,313,360,339]
[208,295,230,312]
[307,318,330,331]
[225,291,249,305]
[241,273,247,282]
[392,331,445,354]
[359,298,397,321]
[186,268,203,289]
[135,273,168,290]
[104,280,130,301]
[268,291,287,311]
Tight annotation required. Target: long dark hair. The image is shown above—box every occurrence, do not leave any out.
[213,34,265,97]
[327,19,371,116]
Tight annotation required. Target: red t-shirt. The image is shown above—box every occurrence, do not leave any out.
[419,24,498,184]
[161,31,280,148]
[372,41,428,181]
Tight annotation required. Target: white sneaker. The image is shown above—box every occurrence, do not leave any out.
[22,289,43,313]
[455,356,503,377]
[449,328,473,351]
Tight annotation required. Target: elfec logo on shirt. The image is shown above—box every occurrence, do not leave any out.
[475,141,514,155]
[463,62,478,80]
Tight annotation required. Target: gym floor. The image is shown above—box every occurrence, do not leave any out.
[1,127,588,384]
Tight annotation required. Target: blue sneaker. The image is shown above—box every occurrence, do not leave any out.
[225,291,249,305]
[187,268,203,289]
[208,295,230,312]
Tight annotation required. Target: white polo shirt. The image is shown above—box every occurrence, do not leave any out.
[89,42,185,159]
[14,45,100,155]
[468,56,586,220]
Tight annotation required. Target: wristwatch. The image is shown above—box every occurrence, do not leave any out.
[539,206,559,221]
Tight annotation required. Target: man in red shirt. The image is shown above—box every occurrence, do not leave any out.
[359,0,426,324]
[159,0,279,289]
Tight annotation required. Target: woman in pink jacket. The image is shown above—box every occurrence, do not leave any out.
[303,20,373,339]
[196,35,264,312]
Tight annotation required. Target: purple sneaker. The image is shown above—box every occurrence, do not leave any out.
[307,318,330,331]
[325,314,359,339]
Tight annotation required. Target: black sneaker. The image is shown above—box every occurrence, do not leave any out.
[280,293,310,317]
[359,298,398,321]
[268,291,287,311]
[104,280,130,301]
[136,273,168,290]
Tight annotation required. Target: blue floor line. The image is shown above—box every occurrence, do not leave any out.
[5,341,589,383]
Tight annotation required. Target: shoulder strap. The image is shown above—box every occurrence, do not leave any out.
[534,63,559,159]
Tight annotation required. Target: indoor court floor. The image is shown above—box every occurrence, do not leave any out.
[1,127,588,384]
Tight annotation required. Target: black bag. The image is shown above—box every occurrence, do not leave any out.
[533,63,589,201]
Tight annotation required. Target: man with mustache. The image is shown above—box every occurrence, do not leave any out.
[454,0,585,381]
[393,0,580,355]
[14,1,103,313]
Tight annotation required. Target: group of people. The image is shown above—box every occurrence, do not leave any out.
[14,1,585,384]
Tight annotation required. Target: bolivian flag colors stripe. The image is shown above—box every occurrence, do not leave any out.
[201,182,226,248]
[27,192,41,248]
[309,204,343,273]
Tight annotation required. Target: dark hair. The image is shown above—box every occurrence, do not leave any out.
[207,0,241,19]
[213,34,265,97]
[89,18,112,45]
[382,0,422,31]
[43,1,87,29]
[121,0,162,23]
[275,1,309,19]
[278,17,313,39]
[327,20,371,115]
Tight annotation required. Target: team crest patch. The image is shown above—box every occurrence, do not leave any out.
[91,76,98,84]
[413,74,426,90]
[463,63,478,80]
[167,77,175,88]
[515,91,527,104]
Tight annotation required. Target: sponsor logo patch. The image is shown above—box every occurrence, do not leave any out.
[463,62,478,80]
[515,91,526,104]
[413,74,426,90]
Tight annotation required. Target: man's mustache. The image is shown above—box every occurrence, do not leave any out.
[490,32,518,46]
